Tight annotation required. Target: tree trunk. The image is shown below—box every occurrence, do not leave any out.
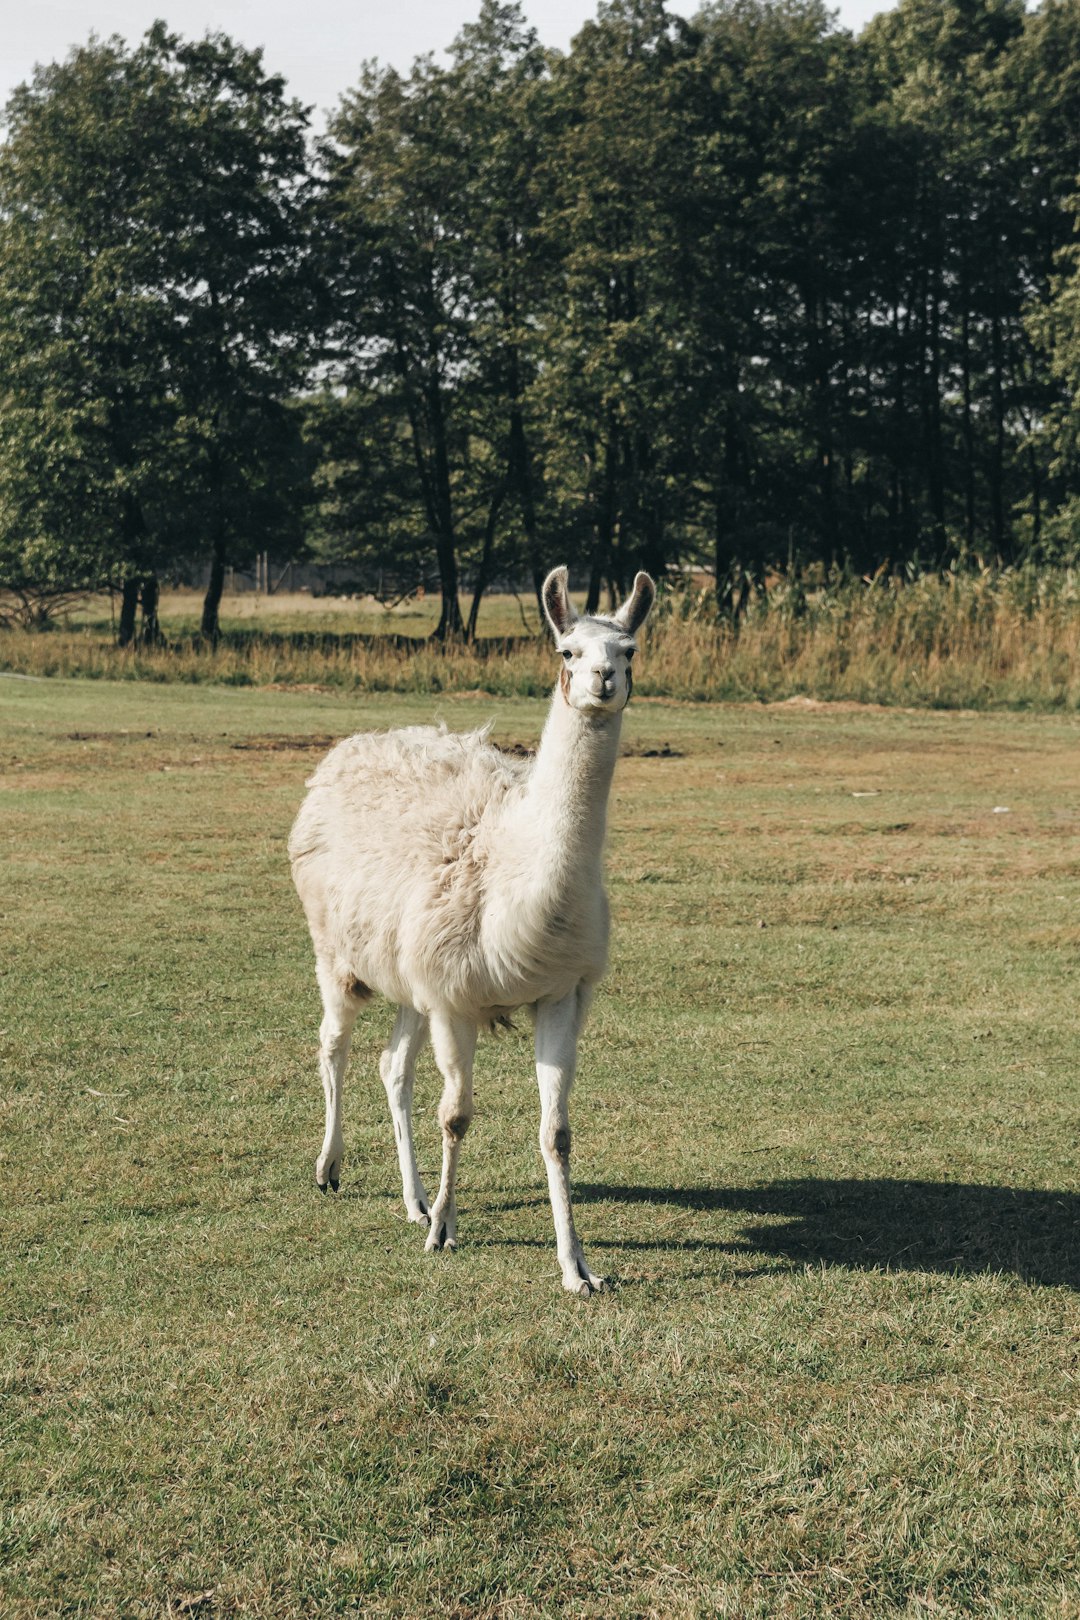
[116,488,147,647]
[1027,442,1042,552]
[808,289,836,560]
[508,399,543,616]
[200,420,228,643]
[140,574,162,645]
[432,536,464,641]
[385,271,463,642]
[201,539,226,643]
[959,244,976,552]
[890,301,912,559]
[586,425,618,615]
[714,415,746,618]
[466,483,506,642]
[989,295,1008,562]
[117,577,140,647]
[430,486,466,638]
[926,258,946,561]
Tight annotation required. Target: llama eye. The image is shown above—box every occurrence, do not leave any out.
[625,648,636,661]
[561,649,573,660]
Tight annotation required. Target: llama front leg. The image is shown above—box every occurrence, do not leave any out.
[313,958,362,1191]
[380,1005,431,1224]
[535,986,605,1297]
[425,1010,477,1252]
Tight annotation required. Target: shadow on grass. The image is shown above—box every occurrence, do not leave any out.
[567,1179,1080,1290]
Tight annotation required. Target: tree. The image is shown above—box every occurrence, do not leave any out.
[0,26,319,642]
[321,59,477,638]
[537,0,702,608]
[686,0,864,594]
[301,384,429,591]
[445,3,554,629]
[318,4,556,636]
[858,0,1032,566]
[8,0,1078,636]
[1009,0,1080,556]
[141,27,320,641]
[0,37,178,641]
[1030,192,1080,558]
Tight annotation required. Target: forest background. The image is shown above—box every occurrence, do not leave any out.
[2,0,1080,656]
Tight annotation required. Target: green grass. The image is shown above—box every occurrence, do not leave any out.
[2,677,1079,1617]
[62,586,544,640]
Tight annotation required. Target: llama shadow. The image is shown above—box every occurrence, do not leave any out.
[572,1179,1080,1291]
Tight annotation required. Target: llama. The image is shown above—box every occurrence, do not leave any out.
[288,566,655,1295]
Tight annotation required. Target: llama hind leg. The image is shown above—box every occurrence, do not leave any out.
[425,1010,477,1252]
[314,958,362,1191]
[535,985,605,1297]
[380,1005,431,1224]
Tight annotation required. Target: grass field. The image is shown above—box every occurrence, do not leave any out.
[2,674,1079,1617]
[64,589,542,641]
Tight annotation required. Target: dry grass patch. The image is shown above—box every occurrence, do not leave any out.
[4,568,1080,710]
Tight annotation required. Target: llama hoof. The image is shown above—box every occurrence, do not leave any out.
[406,1202,430,1226]
[315,1148,342,1191]
[425,1218,456,1252]
[563,1255,606,1296]
[565,1275,606,1298]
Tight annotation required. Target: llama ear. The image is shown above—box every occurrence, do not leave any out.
[613,571,656,635]
[541,566,577,638]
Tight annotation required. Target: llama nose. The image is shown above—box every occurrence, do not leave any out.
[596,665,615,693]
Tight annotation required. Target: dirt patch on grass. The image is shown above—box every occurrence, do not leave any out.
[66,730,157,741]
[497,738,684,760]
[769,694,896,714]
[231,734,339,752]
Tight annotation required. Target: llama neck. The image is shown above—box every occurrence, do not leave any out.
[522,684,623,885]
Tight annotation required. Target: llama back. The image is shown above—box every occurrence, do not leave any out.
[292,724,526,853]
[289,724,528,1007]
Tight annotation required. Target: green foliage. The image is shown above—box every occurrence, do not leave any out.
[4,0,1080,630]
[313,0,1080,608]
[0,38,177,602]
[535,1,703,598]
[301,387,427,585]
[0,25,318,637]
[1031,203,1080,562]
[318,3,554,636]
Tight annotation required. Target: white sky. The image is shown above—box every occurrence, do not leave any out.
[3,2,897,127]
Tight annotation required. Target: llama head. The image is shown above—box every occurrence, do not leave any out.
[542,566,656,715]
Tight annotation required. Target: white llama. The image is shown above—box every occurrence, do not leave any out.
[288,566,655,1295]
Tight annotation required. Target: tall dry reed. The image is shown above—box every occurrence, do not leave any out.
[2,568,1078,709]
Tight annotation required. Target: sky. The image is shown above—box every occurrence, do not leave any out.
[3,2,897,126]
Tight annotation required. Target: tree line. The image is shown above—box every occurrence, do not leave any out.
[2,0,1080,642]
